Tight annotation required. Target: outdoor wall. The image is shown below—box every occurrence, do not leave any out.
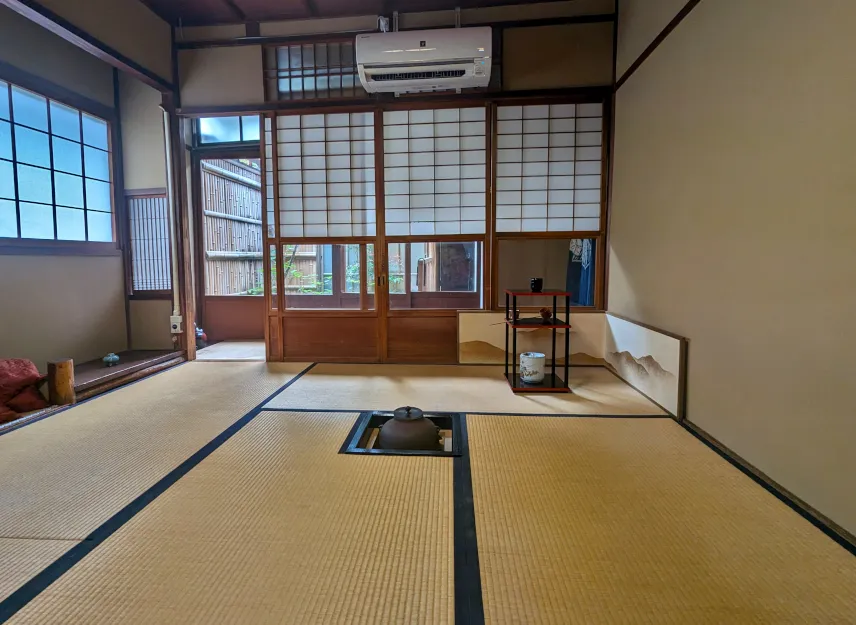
[0,255,127,372]
[0,5,113,106]
[616,0,687,77]
[609,0,856,535]
[21,0,173,82]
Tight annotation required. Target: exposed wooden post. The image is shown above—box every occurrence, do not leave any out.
[47,359,75,406]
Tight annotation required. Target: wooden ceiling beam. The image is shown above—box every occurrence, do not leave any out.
[221,0,247,21]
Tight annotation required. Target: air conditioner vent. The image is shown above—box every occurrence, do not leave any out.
[370,69,467,82]
[356,27,492,94]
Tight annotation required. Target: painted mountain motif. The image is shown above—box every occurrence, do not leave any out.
[607,351,675,379]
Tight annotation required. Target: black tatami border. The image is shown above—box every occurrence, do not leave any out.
[679,421,856,558]
[0,362,317,623]
[453,414,485,625]
[267,407,668,419]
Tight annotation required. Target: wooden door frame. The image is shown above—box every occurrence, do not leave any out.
[190,145,262,332]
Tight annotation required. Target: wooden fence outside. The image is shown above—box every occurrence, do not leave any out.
[201,159,264,295]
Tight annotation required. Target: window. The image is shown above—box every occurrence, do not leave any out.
[276,112,376,238]
[495,103,603,233]
[0,80,113,242]
[282,243,374,309]
[201,158,263,296]
[197,116,260,145]
[129,194,171,292]
[388,241,482,309]
[264,41,365,101]
[383,107,487,236]
[496,237,597,308]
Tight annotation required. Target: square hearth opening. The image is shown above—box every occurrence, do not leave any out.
[340,411,462,457]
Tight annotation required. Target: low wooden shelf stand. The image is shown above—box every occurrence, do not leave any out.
[504,289,571,393]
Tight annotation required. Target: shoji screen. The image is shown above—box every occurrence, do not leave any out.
[383,107,487,236]
[264,117,275,237]
[495,103,603,233]
[276,111,375,237]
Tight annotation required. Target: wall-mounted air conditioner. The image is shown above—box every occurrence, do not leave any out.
[356,27,492,95]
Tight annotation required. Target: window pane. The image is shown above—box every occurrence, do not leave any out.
[282,243,369,310]
[269,245,278,308]
[19,201,53,239]
[0,160,14,200]
[50,102,80,141]
[14,125,51,167]
[0,120,11,160]
[17,164,52,204]
[198,116,241,143]
[52,136,83,174]
[241,116,260,141]
[56,206,85,241]
[82,113,108,150]
[85,177,111,212]
[496,238,597,308]
[84,146,110,181]
[0,199,16,237]
[86,209,112,242]
[11,87,48,131]
[55,172,84,208]
[566,238,596,306]
[0,81,8,120]
[388,241,481,310]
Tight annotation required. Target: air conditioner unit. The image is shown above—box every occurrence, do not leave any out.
[356,27,492,95]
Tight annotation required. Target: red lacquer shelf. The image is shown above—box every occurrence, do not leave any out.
[504,289,573,297]
[505,317,573,329]
[505,373,570,393]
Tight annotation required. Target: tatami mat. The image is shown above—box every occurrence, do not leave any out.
[265,364,665,415]
[0,362,309,540]
[468,415,856,623]
[8,411,454,624]
[196,341,265,361]
[0,539,77,603]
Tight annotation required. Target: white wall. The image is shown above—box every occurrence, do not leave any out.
[609,0,856,535]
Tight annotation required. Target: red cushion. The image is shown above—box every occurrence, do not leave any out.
[0,359,43,404]
[0,403,16,423]
[6,386,48,413]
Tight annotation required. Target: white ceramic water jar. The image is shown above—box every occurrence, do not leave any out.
[520,352,546,384]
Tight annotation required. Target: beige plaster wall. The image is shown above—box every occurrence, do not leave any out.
[27,0,173,82]
[616,0,688,77]
[609,0,856,535]
[0,6,114,107]
[0,255,127,372]
[119,73,167,190]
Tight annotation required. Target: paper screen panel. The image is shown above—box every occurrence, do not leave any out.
[495,102,603,233]
[383,107,487,236]
[264,117,275,238]
[276,111,376,238]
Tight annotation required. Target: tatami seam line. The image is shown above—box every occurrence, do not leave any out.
[454,414,485,624]
[263,406,669,418]
[0,362,318,624]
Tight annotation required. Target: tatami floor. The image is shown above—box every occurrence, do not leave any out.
[0,362,854,623]
[196,340,266,361]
